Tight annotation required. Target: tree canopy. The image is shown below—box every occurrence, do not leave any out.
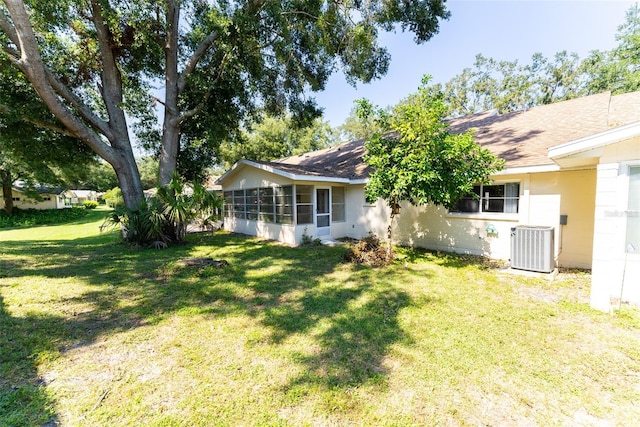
[360,77,504,254]
[436,3,640,117]
[0,0,451,211]
[0,57,97,213]
[218,116,337,168]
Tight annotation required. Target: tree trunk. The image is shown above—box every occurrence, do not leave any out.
[158,0,181,187]
[111,149,144,211]
[3,0,145,211]
[387,196,400,259]
[1,169,14,214]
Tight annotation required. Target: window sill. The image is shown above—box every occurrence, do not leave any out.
[446,212,520,222]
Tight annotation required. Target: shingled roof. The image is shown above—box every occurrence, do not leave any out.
[258,137,371,180]
[225,91,640,182]
[447,91,640,168]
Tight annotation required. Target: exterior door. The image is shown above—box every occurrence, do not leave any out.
[316,188,331,237]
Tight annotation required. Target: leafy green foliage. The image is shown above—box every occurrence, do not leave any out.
[0,57,99,213]
[75,162,119,192]
[363,77,504,211]
[583,3,640,94]
[136,156,159,190]
[360,77,504,252]
[102,202,167,248]
[438,3,640,117]
[439,52,585,116]
[154,174,222,243]
[0,207,89,228]
[82,200,99,209]
[338,105,391,142]
[218,116,338,167]
[102,187,124,208]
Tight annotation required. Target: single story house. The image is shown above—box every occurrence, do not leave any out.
[71,190,98,204]
[1,183,75,210]
[217,91,640,311]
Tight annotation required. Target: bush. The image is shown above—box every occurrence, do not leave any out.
[103,187,124,208]
[82,200,99,209]
[0,207,90,228]
[101,174,222,248]
[342,233,394,266]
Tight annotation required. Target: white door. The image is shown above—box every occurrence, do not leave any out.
[316,188,331,237]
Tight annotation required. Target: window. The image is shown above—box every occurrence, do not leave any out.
[332,187,345,222]
[246,188,259,220]
[452,183,520,214]
[233,190,246,219]
[259,187,275,223]
[223,191,233,218]
[626,166,640,251]
[224,186,293,224]
[12,197,20,201]
[296,185,313,224]
[43,197,51,201]
[275,186,293,224]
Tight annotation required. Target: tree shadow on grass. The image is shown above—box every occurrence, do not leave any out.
[397,245,504,270]
[0,295,58,426]
[0,231,422,423]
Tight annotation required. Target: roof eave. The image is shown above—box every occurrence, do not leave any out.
[548,120,640,161]
[493,164,561,176]
[216,159,359,185]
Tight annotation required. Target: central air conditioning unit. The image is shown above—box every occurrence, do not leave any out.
[510,226,555,273]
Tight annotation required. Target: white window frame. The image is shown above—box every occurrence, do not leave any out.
[625,164,640,254]
[448,181,521,220]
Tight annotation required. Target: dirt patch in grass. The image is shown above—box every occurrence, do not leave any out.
[506,268,592,304]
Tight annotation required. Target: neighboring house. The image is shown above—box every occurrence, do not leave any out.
[217,91,640,311]
[71,190,98,204]
[1,183,75,210]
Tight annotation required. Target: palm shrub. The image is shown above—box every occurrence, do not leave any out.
[101,200,167,247]
[102,174,222,247]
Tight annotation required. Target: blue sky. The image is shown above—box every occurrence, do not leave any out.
[314,0,636,128]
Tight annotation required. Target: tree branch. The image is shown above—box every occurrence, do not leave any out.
[179,49,232,123]
[89,0,128,135]
[0,103,78,137]
[43,68,114,140]
[177,30,220,93]
[177,0,268,92]
[2,0,115,162]
[0,6,19,47]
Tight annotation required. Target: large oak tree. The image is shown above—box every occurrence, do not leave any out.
[0,0,450,211]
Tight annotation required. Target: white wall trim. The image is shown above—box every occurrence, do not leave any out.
[549,121,640,160]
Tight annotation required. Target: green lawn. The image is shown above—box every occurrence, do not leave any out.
[1,210,639,426]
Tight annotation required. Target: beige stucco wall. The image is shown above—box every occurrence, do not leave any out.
[220,167,371,244]
[221,166,294,190]
[390,169,596,269]
[529,170,597,269]
[1,189,66,210]
[590,136,640,311]
[220,166,597,270]
[343,184,390,241]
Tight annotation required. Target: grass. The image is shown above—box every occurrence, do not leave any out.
[1,210,639,426]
